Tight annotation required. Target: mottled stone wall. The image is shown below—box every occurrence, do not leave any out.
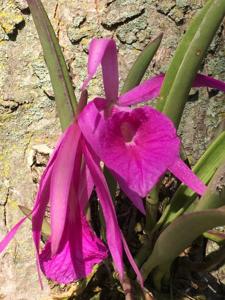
[0,0,224,299]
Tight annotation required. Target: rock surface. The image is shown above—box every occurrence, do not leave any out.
[0,0,224,299]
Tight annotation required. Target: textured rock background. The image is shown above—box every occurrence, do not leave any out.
[0,0,224,299]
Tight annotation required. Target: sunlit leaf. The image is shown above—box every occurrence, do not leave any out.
[141,206,225,280]
[157,0,225,128]
[27,0,77,130]
[121,34,163,94]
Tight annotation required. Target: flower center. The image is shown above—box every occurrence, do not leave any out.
[120,121,137,143]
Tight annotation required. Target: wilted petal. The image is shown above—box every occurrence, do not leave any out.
[82,39,119,101]
[82,140,143,283]
[168,158,206,196]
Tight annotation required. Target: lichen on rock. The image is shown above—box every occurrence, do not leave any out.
[0,0,24,37]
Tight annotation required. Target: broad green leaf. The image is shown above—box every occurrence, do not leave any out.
[121,34,163,94]
[19,205,51,238]
[27,0,77,130]
[159,131,225,226]
[157,0,225,127]
[151,263,171,291]
[141,206,225,280]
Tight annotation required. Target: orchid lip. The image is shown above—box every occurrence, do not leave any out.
[120,121,138,143]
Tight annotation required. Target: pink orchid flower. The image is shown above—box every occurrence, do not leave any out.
[0,109,142,286]
[0,122,105,285]
[78,38,225,213]
[1,37,225,288]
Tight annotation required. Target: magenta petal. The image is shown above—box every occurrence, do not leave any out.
[32,124,73,276]
[114,173,146,214]
[0,216,28,252]
[78,161,94,211]
[118,73,225,107]
[40,212,107,284]
[82,141,143,283]
[118,74,164,106]
[0,122,66,253]
[32,163,52,288]
[50,123,81,255]
[78,101,146,213]
[0,123,71,287]
[40,144,107,284]
[168,158,207,196]
[82,39,119,101]
[193,74,225,92]
[121,235,143,287]
[82,141,124,278]
[99,107,179,197]
[78,98,106,156]
[79,102,180,197]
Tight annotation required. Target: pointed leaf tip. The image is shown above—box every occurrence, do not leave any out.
[121,33,163,94]
[27,0,77,130]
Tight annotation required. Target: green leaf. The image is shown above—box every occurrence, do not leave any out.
[194,158,225,211]
[19,205,51,238]
[121,34,163,94]
[157,0,225,127]
[27,0,77,130]
[141,206,225,280]
[203,230,225,244]
[159,131,225,226]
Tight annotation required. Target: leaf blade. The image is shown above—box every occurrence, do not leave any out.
[121,34,163,94]
[27,0,77,130]
[160,131,225,226]
[19,205,51,238]
[141,207,225,279]
[157,0,225,127]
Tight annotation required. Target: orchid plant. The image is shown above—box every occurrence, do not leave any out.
[1,0,225,299]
